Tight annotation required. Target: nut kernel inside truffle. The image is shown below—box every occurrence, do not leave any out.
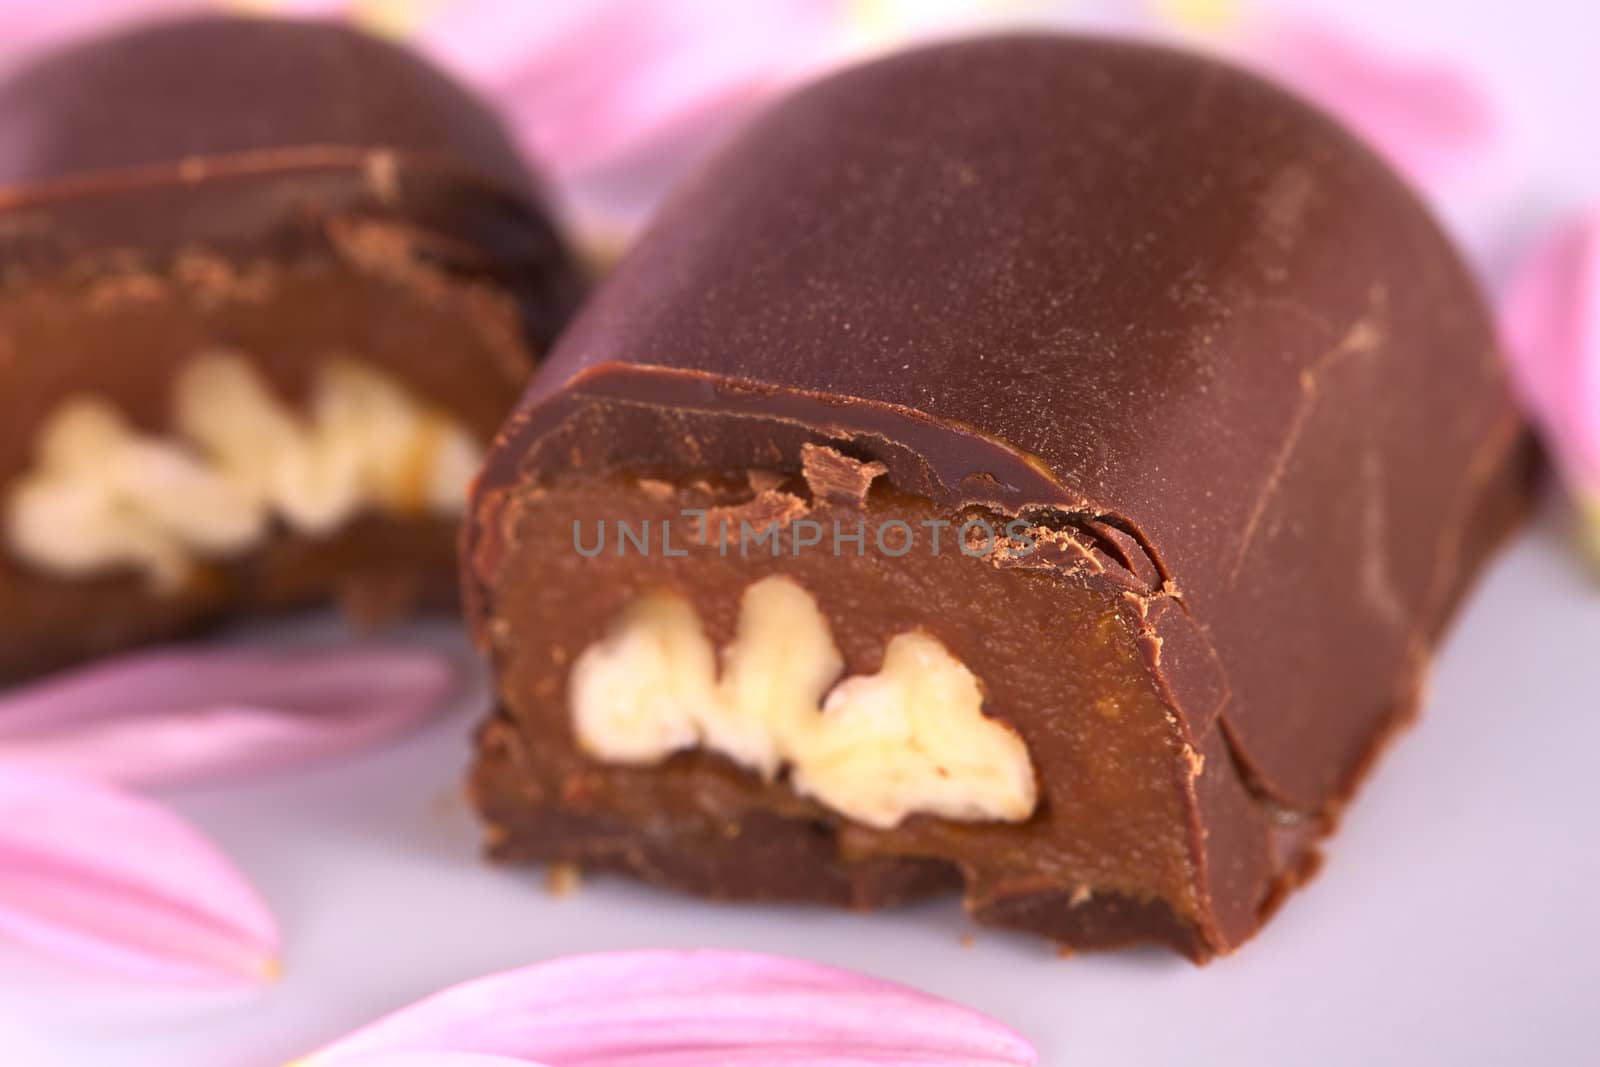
[570,574,1039,830]
[3,351,483,590]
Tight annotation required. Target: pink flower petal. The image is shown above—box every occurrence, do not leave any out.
[341,1057,544,1067]
[300,950,1036,1066]
[1502,211,1600,474]
[0,763,278,984]
[1236,19,1502,196]
[1501,208,1600,536]
[0,645,460,788]
[424,0,840,177]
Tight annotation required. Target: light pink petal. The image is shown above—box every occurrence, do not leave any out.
[1501,209,1600,504]
[513,1053,1020,1066]
[1236,19,1502,195]
[0,764,278,984]
[245,1,357,15]
[0,645,459,788]
[424,0,841,177]
[342,1057,545,1067]
[301,950,1035,1066]
[416,0,610,84]
[1500,203,1600,558]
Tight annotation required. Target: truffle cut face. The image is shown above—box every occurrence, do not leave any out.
[474,464,1244,956]
[0,16,584,679]
[0,262,525,678]
[463,35,1535,959]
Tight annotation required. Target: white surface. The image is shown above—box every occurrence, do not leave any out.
[4,501,1598,1067]
[6,1,1600,1064]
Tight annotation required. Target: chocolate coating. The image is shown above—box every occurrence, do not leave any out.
[0,14,583,350]
[0,16,585,679]
[0,14,527,187]
[465,36,1535,957]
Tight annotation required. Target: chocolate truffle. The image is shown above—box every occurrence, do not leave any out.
[0,15,584,679]
[462,36,1535,959]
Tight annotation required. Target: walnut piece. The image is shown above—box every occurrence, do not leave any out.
[4,351,482,589]
[569,575,1038,829]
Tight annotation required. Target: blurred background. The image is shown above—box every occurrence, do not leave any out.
[4,0,1595,269]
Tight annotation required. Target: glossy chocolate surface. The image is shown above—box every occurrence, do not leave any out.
[466,35,1535,957]
[0,14,583,351]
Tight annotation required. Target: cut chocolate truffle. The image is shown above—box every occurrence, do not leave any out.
[462,36,1536,959]
[0,15,584,680]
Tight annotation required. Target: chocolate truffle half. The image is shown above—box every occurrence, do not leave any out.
[463,36,1535,959]
[0,16,584,680]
